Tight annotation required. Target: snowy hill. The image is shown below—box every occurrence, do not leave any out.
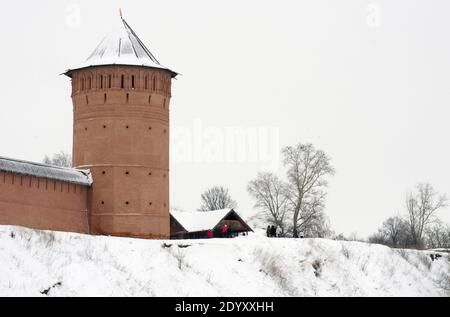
[0,225,448,297]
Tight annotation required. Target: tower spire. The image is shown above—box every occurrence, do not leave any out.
[64,14,177,78]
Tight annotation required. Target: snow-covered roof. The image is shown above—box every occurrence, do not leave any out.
[170,209,237,232]
[65,17,177,78]
[0,156,92,186]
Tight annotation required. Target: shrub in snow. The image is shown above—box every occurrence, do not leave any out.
[359,256,370,274]
[171,248,187,270]
[35,231,56,248]
[437,271,450,293]
[312,259,322,277]
[396,249,431,271]
[416,253,432,271]
[254,248,295,296]
[396,248,410,262]
[341,243,351,259]
[40,282,62,296]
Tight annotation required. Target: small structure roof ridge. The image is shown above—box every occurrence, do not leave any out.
[170,208,253,234]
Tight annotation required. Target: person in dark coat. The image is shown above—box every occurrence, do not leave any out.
[266,225,271,237]
[270,225,277,238]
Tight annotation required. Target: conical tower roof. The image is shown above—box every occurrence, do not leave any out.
[65,17,177,78]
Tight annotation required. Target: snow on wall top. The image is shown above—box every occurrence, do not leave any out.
[0,156,92,186]
[170,209,235,232]
[64,18,177,78]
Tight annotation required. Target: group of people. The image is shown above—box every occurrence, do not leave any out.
[266,225,306,238]
[206,224,233,239]
[266,225,280,238]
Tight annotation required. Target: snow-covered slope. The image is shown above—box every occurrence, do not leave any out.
[0,225,448,297]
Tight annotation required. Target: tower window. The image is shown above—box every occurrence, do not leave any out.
[125,171,129,175]
[126,125,129,129]
[131,75,135,89]
[102,171,106,175]
[104,93,107,103]
[153,77,156,91]
[100,75,103,89]
[81,78,85,90]
[88,77,91,89]
[103,125,106,129]
[121,75,125,89]
[108,75,112,88]
[148,95,151,105]
[126,93,129,103]
[86,95,89,105]
[101,201,105,205]
[145,76,148,90]
[125,201,129,205]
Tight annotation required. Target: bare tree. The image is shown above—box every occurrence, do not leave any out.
[424,220,450,249]
[247,172,289,235]
[379,216,411,248]
[302,208,332,238]
[282,143,335,238]
[369,215,419,249]
[368,232,389,245]
[42,151,72,168]
[199,186,237,211]
[406,183,448,249]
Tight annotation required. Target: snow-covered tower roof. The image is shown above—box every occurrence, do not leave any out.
[64,17,177,78]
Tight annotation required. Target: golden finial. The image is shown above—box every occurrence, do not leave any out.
[119,8,123,19]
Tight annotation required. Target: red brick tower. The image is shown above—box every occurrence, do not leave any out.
[64,17,177,239]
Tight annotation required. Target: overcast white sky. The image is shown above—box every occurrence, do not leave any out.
[0,0,449,236]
